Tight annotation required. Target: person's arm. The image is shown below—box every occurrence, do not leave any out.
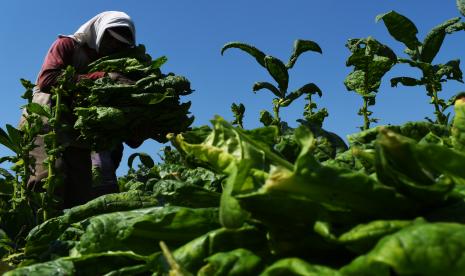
[37,37,105,92]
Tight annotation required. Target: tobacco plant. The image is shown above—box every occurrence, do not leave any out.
[230,103,245,128]
[376,11,464,125]
[344,37,397,130]
[221,40,325,131]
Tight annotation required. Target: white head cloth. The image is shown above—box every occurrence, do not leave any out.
[66,11,135,52]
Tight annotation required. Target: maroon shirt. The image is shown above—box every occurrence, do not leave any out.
[37,36,106,92]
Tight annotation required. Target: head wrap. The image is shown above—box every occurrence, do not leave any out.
[64,11,135,52]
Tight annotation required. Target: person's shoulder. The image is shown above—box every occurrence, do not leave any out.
[54,36,77,47]
[47,36,77,53]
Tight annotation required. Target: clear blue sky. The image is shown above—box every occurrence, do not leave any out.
[0,1,464,175]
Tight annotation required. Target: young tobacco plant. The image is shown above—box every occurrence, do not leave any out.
[344,37,397,130]
[376,11,464,125]
[221,40,325,131]
[230,103,245,128]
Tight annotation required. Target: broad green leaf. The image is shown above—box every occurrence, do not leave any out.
[252,82,282,98]
[165,226,266,274]
[25,191,160,257]
[286,83,322,103]
[452,96,465,152]
[260,258,340,276]
[127,152,155,169]
[376,11,421,50]
[219,160,251,229]
[25,102,52,118]
[390,77,423,87]
[73,206,219,256]
[0,127,19,154]
[221,42,267,68]
[345,38,396,96]
[341,223,465,275]
[375,129,465,203]
[5,125,21,152]
[261,127,417,219]
[174,116,292,174]
[287,39,323,69]
[198,248,262,276]
[264,55,289,93]
[314,219,421,254]
[5,251,147,276]
[420,17,460,63]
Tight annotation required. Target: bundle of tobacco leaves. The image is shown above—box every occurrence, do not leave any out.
[72,45,194,150]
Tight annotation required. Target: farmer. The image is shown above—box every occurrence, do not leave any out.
[21,11,140,208]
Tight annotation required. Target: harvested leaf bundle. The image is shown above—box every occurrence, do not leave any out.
[73,45,194,150]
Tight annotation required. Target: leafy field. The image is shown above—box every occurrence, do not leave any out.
[2,3,465,276]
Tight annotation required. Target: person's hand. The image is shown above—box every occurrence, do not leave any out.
[108,72,135,85]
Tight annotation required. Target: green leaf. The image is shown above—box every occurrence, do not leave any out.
[220,42,267,68]
[127,153,155,169]
[259,110,274,127]
[264,56,289,93]
[261,258,340,276]
[174,116,291,173]
[446,21,465,33]
[420,17,460,63]
[436,59,463,82]
[167,226,266,274]
[6,125,21,151]
[20,78,34,102]
[151,55,168,70]
[198,248,262,276]
[376,11,421,50]
[0,127,19,154]
[458,0,465,17]
[219,160,251,229]
[390,77,423,87]
[287,39,322,69]
[252,82,282,98]
[286,83,322,103]
[73,206,219,256]
[452,96,465,152]
[340,223,465,275]
[262,128,417,219]
[25,102,52,118]
[345,38,396,96]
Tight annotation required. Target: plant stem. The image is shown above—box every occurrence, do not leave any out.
[273,103,281,126]
[363,97,370,130]
[431,86,446,125]
[43,88,63,221]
